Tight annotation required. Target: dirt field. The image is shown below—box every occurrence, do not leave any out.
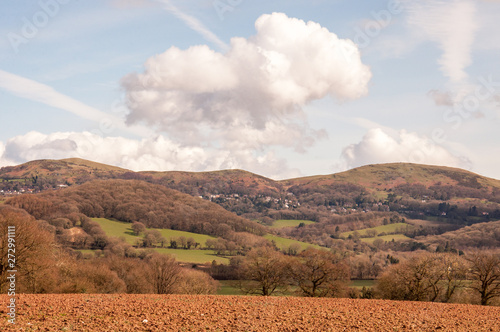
[1,294,500,331]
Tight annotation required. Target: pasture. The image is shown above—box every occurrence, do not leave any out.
[268,219,315,229]
[92,218,215,246]
[340,222,410,238]
[264,234,324,251]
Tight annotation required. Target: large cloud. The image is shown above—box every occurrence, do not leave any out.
[340,128,470,169]
[122,12,371,151]
[0,131,300,179]
[0,142,12,167]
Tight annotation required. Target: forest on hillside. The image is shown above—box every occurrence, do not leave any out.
[1,161,500,305]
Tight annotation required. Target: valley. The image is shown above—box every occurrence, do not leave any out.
[1,158,500,307]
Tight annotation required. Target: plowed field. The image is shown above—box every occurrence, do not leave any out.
[1,294,499,331]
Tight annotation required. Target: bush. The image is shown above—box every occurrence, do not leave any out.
[174,269,219,294]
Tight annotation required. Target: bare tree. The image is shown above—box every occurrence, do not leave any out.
[376,255,432,301]
[131,222,146,236]
[376,253,469,303]
[439,253,469,303]
[466,251,500,305]
[146,254,181,294]
[238,247,290,296]
[174,268,219,294]
[291,248,350,297]
[0,206,56,293]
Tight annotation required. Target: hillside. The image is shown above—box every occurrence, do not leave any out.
[283,163,500,192]
[0,158,128,192]
[421,220,500,250]
[140,169,282,197]
[2,159,500,242]
[6,179,266,238]
[2,159,500,199]
[283,163,500,204]
[2,159,500,299]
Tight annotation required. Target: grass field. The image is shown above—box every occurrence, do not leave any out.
[341,223,410,238]
[350,280,376,289]
[268,219,315,229]
[92,219,324,262]
[216,280,376,295]
[264,234,323,251]
[217,280,246,295]
[360,234,411,243]
[76,249,96,256]
[92,218,215,246]
[91,218,225,264]
[76,247,228,265]
[155,248,229,264]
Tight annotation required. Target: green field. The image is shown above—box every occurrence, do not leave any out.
[350,280,375,289]
[360,234,411,243]
[155,248,229,264]
[268,219,315,229]
[216,280,246,295]
[92,218,215,246]
[217,280,376,295]
[341,223,411,238]
[76,249,97,256]
[264,234,323,251]
[92,218,324,262]
[91,218,227,264]
[76,247,228,264]
[92,218,140,245]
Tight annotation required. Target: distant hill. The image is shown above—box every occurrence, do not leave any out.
[2,158,500,255]
[282,163,500,194]
[0,158,128,190]
[2,159,499,195]
[2,159,500,235]
[137,168,283,197]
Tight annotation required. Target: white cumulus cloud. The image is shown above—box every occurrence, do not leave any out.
[340,128,470,169]
[0,131,300,179]
[122,12,371,151]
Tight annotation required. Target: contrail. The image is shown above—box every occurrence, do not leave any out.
[0,69,150,137]
[155,0,229,52]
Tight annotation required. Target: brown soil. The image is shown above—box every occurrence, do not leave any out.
[1,294,499,331]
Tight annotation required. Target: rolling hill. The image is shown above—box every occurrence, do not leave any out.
[6,179,266,238]
[282,163,500,191]
[2,158,500,199]
[2,159,500,249]
[0,158,129,190]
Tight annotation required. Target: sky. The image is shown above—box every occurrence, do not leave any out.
[0,0,499,180]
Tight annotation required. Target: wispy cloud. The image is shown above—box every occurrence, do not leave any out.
[154,0,229,51]
[0,69,149,137]
[407,0,478,84]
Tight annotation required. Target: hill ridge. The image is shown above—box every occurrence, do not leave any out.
[2,158,499,183]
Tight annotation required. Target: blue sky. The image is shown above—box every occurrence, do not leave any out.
[1,0,499,180]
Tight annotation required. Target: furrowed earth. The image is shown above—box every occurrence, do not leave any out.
[1,295,499,331]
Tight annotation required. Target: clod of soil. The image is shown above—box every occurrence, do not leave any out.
[1,294,499,331]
